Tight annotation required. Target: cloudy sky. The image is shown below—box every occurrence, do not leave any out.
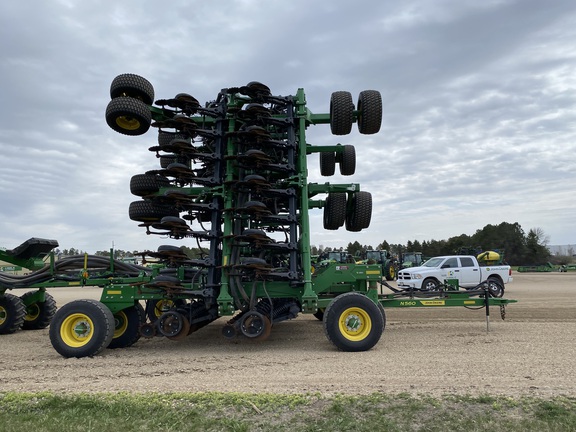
[1,0,575,254]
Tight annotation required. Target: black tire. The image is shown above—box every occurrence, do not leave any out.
[487,278,504,298]
[49,299,115,358]
[145,299,186,322]
[384,263,397,281]
[320,152,336,176]
[323,193,347,230]
[108,303,146,349]
[21,291,57,330]
[110,73,155,105]
[157,245,184,254]
[377,302,387,332]
[105,97,151,136]
[130,174,171,197]
[161,155,191,169]
[0,293,26,334]
[324,292,384,352]
[330,91,354,135]
[160,155,177,169]
[338,145,356,176]
[421,278,439,291]
[345,191,372,232]
[129,201,179,223]
[357,90,382,135]
[158,131,189,147]
[313,308,325,321]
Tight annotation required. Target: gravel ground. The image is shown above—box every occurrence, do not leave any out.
[1,272,575,396]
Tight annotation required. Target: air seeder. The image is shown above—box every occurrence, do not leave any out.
[0,74,516,357]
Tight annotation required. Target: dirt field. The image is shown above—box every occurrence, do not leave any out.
[1,272,575,397]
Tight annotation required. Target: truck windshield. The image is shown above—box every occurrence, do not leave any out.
[422,257,444,268]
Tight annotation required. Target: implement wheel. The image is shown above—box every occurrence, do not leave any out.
[145,299,186,322]
[49,299,115,358]
[129,200,179,223]
[106,97,151,136]
[110,73,155,105]
[130,174,171,197]
[0,293,25,334]
[324,292,384,352]
[21,291,57,330]
[323,192,346,230]
[338,144,356,176]
[108,303,146,349]
[345,191,372,232]
[357,90,382,134]
[319,151,336,176]
[330,91,354,135]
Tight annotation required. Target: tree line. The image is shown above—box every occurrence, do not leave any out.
[54,222,557,267]
[339,222,553,266]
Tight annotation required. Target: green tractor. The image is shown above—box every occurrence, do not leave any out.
[400,251,424,269]
[358,249,398,281]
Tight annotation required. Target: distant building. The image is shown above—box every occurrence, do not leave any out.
[548,245,576,256]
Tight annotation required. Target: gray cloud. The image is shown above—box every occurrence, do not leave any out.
[1,0,575,254]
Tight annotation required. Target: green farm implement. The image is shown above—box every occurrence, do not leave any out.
[517,263,557,272]
[0,74,516,358]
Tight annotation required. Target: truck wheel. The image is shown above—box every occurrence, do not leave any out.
[0,293,26,334]
[129,200,179,223]
[105,97,151,136]
[130,174,171,197]
[330,91,354,135]
[324,292,384,352]
[357,90,382,134]
[345,191,372,232]
[338,145,356,176]
[320,152,336,176]
[323,193,346,230]
[49,299,115,358]
[110,73,155,105]
[21,291,57,330]
[487,278,504,298]
[108,303,146,349]
[421,278,439,291]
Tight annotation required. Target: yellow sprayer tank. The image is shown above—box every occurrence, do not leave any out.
[477,251,500,264]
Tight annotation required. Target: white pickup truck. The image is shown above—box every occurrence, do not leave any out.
[396,255,513,296]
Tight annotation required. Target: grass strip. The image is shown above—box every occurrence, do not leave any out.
[1,392,575,432]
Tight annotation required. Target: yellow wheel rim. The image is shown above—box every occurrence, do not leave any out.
[113,310,129,338]
[338,307,372,341]
[389,267,395,279]
[154,300,176,318]
[24,304,40,322]
[0,306,6,325]
[115,115,141,131]
[60,313,94,347]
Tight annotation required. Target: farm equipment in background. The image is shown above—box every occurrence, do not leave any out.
[1,74,517,358]
[517,263,555,272]
[457,247,507,266]
[357,249,398,281]
[316,250,356,265]
[400,251,424,269]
